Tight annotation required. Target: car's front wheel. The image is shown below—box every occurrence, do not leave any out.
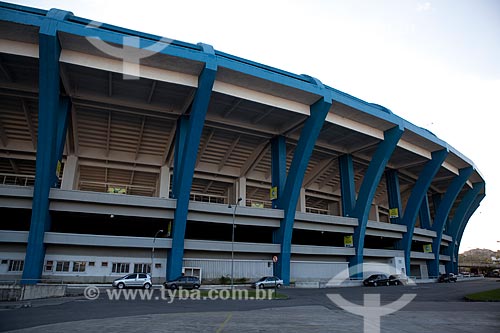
[193,284,200,289]
[275,284,282,289]
[259,284,265,289]
[117,283,125,289]
[170,284,177,290]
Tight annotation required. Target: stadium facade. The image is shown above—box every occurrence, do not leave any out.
[0,2,486,285]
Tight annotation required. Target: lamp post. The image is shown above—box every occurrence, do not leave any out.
[229,197,242,292]
[151,229,163,284]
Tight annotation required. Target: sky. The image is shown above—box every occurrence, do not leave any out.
[7,0,500,252]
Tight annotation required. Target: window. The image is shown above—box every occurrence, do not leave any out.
[8,260,24,272]
[112,263,130,274]
[125,274,136,279]
[56,261,70,272]
[133,263,151,274]
[72,261,86,272]
[1,259,8,264]
[89,262,95,267]
[101,262,108,267]
[138,273,148,279]
[45,260,54,272]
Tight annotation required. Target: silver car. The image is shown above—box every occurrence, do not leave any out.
[112,273,152,289]
[251,276,283,289]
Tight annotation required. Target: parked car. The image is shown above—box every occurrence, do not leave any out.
[438,273,457,283]
[112,273,152,289]
[485,270,500,278]
[164,275,201,290]
[251,276,283,289]
[363,274,390,287]
[388,274,407,285]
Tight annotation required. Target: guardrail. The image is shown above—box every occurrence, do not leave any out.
[0,278,65,285]
[190,193,227,204]
[245,199,272,209]
[0,173,35,187]
[305,207,329,215]
[79,181,157,196]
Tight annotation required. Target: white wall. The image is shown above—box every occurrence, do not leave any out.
[291,261,349,282]
[183,258,272,281]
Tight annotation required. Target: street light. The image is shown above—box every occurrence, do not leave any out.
[151,229,163,284]
[229,197,242,292]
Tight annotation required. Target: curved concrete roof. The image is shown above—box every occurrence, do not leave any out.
[0,1,485,217]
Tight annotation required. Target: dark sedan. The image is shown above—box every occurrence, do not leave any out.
[388,274,407,285]
[363,274,390,287]
[163,275,201,290]
[438,273,457,283]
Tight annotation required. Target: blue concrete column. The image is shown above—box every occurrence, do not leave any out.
[339,154,355,217]
[453,194,484,273]
[22,9,73,284]
[170,116,189,199]
[418,195,432,230]
[271,136,286,209]
[166,44,217,281]
[52,96,72,187]
[385,169,402,225]
[456,194,485,247]
[55,97,71,162]
[431,193,442,217]
[274,77,333,285]
[271,136,286,276]
[349,125,404,279]
[427,167,473,277]
[444,183,485,273]
[397,149,448,273]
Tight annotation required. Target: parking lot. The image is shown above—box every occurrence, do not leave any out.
[1,279,499,332]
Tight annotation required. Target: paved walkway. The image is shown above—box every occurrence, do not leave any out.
[2,304,499,333]
[2,301,500,332]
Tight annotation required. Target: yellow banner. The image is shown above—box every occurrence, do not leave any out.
[269,186,278,200]
[344,235,353,247]
[107,187,126,194]
[56,161,61,177]
[389,208,399,218]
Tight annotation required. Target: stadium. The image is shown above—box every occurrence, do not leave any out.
[0,2,486,285]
